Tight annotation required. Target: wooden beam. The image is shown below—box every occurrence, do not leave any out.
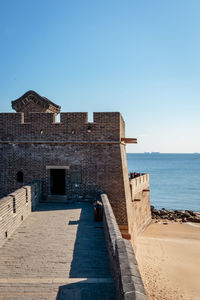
[121,138,137,144]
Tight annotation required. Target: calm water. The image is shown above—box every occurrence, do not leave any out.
[127,153,200,212]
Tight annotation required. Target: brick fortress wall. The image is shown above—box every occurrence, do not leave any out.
[0,111,130,225]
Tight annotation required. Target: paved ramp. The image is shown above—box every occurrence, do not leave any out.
[0,203,116,299]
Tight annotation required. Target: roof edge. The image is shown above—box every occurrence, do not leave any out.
[11,90,61,113]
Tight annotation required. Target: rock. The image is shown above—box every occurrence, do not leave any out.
[188,217,200,223]
[159,210,168,216]
[161,215,168,219]
[181,211,191,218]
[182,217,187,222]
[186,210,196,217]
[151,207,199,223]
[174,210,182,216]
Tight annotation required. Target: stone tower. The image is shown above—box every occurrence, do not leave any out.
[0,91,137,227]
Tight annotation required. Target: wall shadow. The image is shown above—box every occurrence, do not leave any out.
[33,202,81,212]
[53,202,115,299]
[56,279,116,300]
[68,203,111,278]
[33,201,116,298]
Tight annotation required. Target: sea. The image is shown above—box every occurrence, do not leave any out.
[127,153,200,212]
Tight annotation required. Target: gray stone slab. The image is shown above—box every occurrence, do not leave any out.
[0,202,116,299]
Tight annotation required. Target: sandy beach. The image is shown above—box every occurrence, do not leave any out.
[136,222,200,300]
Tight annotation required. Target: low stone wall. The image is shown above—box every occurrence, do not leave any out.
[101,193,146,300]
[128,174,151,245]
[130,174,149,196]
[0,181,41,247]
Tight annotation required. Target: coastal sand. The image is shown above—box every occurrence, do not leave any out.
[136,222,200,300]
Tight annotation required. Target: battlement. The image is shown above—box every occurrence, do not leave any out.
[0,112,125,142]
[130,174,150,197]
[0,111,123,124]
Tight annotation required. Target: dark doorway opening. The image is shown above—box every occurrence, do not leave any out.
[16,171,23,183]
[50,169,65,195]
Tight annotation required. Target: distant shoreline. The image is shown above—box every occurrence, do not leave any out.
[127,152,200,154]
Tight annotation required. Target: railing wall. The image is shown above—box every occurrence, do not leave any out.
[101,193,147,300]
[0,181,41,247]
[128,174,151,243]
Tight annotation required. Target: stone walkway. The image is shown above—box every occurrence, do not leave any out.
[0,203,116,299]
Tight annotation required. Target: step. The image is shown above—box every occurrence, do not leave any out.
[46,195,68,202]
[0,278,116,300]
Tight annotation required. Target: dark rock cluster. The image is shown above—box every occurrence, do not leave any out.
[151,206,200,223]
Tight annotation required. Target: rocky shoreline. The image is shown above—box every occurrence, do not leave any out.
[151,206,200,223]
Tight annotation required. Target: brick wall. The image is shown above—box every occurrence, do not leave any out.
[101,193,147,300]
[127,174,152,246]
[0,182,41,247]
[0,112,121,141]
[0,111,130,225]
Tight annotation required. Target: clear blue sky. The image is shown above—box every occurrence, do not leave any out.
[0,0,200,153]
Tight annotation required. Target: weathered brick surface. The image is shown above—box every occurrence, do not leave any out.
[101,193,147,300]
[0,182,40,247]
[128,175,151,246]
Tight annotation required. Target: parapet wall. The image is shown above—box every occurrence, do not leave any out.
[0,112,125,142]
[101,193,147,300]
[127,174,151,245]
[0,182,41,247]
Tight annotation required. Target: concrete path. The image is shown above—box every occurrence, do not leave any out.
[0,203,116,299]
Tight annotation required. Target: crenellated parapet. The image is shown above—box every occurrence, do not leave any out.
[0,112,124,142]
[127,174,151,244]
[130,174,150,199]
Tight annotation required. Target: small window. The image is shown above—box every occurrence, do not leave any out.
[16,171,23,183]
[71,173,82,184]
[87,126,92,133]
